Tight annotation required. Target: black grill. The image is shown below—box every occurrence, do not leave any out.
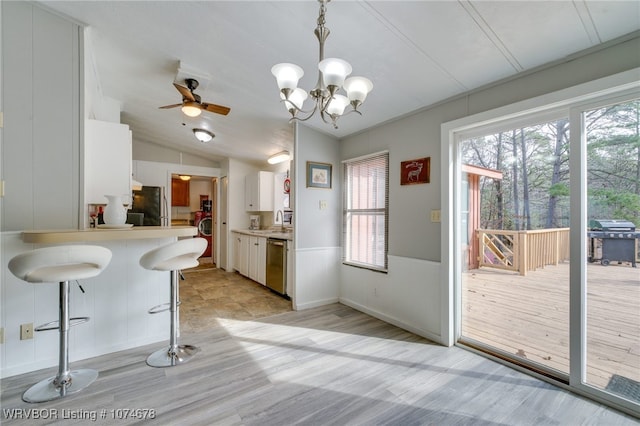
[588,220,639,267]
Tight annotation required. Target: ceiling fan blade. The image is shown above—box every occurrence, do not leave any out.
[159,103,183,109]
[202,102,231,116]
[173,83,196,102]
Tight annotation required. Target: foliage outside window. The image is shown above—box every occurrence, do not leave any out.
[460,99,639,230]
[343,151,389,272]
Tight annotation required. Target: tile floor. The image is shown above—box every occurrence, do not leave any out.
[179,263,293,333]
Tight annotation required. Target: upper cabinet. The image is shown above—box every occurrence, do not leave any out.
[171,178,190,206]
[84,119,132,206]
[245,171,274,211]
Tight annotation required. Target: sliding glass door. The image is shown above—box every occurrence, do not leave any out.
[451,88,639,415]
[580,98,640,405]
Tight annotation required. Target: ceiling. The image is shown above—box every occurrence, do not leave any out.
[39,1,640,164]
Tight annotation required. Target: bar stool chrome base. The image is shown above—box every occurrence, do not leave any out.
[8,245,112,404]
[146,344,200,367]
[139,238,207,369]
[23,368,99,403]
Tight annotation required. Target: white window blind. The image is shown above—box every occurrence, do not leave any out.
[343,151,389,272]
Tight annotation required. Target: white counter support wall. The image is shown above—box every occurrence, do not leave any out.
[1,228,196,378]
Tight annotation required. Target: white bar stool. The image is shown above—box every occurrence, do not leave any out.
[140,237,207,367]
[8,245,112,403]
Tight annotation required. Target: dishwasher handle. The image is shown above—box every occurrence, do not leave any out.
[268,239,286,247]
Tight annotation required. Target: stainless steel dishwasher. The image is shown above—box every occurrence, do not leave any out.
[266,238,286,295]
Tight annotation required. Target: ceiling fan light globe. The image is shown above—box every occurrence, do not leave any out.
[319,58,352,88]
[344,76,373,103]
[182,102,202,117]
[326,94,350,116]
[272,63,304,90]
[193,128,214,143]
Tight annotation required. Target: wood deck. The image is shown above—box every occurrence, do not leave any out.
[462,262,639,390]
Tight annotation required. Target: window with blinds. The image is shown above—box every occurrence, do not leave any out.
[342,151,389,272]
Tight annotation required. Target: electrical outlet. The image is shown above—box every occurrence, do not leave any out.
[319,200,328,210]
[0,327,4,344]
[20,323,34,340]
[430,209,441,222]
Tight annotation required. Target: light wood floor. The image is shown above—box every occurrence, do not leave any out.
[1,273,638,424]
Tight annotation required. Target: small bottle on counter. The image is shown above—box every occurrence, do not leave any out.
[97,206,105,225]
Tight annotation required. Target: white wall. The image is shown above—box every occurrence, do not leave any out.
[133,160,220,204]
[133,139,222,169]
[1,1,81,232]
[1,233,174,378]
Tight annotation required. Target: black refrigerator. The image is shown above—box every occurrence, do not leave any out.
[130,186,163,226]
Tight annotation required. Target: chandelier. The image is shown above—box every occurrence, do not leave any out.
[271,0,373,129]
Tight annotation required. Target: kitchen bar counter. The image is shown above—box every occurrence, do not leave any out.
[22,226,197,244]
[232,228,293,241]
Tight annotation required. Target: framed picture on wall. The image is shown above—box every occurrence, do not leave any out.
[307,161,332,189]
[401,157,430,185]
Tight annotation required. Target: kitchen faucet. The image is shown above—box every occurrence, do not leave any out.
[276,210,284,232]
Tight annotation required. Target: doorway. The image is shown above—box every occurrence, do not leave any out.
[445,83,640,415]
[170,173,218,266]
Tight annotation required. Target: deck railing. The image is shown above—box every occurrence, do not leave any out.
[477,228,570,276]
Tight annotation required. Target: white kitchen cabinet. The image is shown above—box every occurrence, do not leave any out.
[233,232,249,276]
[232,232,267,285]
[245,171,274,211]
[249,236,267,285]
[85,119,132,206]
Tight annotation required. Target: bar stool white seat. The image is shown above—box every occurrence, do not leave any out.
[8,245,112,403]
[140,237,206,367]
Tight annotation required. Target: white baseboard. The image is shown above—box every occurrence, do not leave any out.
[339,297,444,345]
[294,297,340,311]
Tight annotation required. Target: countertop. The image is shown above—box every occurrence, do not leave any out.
[22,226,198,244]
[232,229,293,241]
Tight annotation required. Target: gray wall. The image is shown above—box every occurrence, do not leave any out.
[344,34,640,264]
[337,34,640,344]
[1,1,82,232]
[292,123,342,309]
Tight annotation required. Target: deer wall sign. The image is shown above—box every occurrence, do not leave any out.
[400,157,430,185]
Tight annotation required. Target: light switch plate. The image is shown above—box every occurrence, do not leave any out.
[319,200,328,210]
[20,323,33,340]
[430,209,441,222]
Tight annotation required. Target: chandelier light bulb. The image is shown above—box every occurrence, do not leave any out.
[344,77,373,104]
[281,88,308,112]
[318,58,352,88]
[326,94,350,116]
[271,63,304,90]
[181,102,202,117]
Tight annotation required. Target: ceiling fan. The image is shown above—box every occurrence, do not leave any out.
[159,78,230,117]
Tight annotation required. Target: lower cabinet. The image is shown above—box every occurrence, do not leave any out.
[249,236,267,285]
[233,232,266,285]
[233,233,249,277]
